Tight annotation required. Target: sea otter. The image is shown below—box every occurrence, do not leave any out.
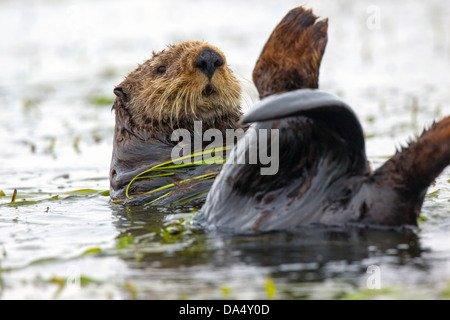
[194,7,450,232]
[110,41,247,205]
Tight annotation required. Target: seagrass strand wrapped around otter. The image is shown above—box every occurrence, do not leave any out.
[110,41,246,204]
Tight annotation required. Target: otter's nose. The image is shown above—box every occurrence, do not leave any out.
[195,48,223,80]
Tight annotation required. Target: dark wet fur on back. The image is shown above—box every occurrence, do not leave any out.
[195,6,450,233]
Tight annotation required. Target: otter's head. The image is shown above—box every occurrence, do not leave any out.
[113,41,243,134]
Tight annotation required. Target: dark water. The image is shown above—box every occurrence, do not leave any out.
[0,0,449,299]
[111,203,444,299]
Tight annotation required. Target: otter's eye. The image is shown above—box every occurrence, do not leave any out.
[157,66,166,74]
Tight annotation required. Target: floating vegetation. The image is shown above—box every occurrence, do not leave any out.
[88,95,115,106]
[343,287,394,300]
[426,189,440,199]
[50,274,101,297]
[265,276,276,300]
[100,66,119,79]
[124,282,138,300]
[62,188,109,196]
[22,97,41,112]
[10,189,17,203]
[366,114,375,124]
[73,135,81,153]
[220,286,232,297]
[82,247,102,256]
[2,195,59,207]
[418,216,428,223]
[0,188,110,207]
[116,236,135,249]
[44,137,57,156]
[91,129,104,144]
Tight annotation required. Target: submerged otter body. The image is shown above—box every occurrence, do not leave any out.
[110,41,245,204]
[194,7,450,232]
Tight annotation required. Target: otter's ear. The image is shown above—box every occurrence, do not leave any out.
[113,86,127,101]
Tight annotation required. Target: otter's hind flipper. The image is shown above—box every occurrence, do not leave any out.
[253,7,328,98]
[241,89,365,153]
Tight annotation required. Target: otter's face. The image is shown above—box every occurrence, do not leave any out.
[114,41,243,132]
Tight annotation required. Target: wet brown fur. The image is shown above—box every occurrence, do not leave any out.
[110,41,244,202]
[197,6,450,231]
[253,8,328,98]
[253,6,450,216]
[114,41,243,136]
[376,117,450,194]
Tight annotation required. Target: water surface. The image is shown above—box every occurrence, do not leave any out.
[0,0,449,299]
